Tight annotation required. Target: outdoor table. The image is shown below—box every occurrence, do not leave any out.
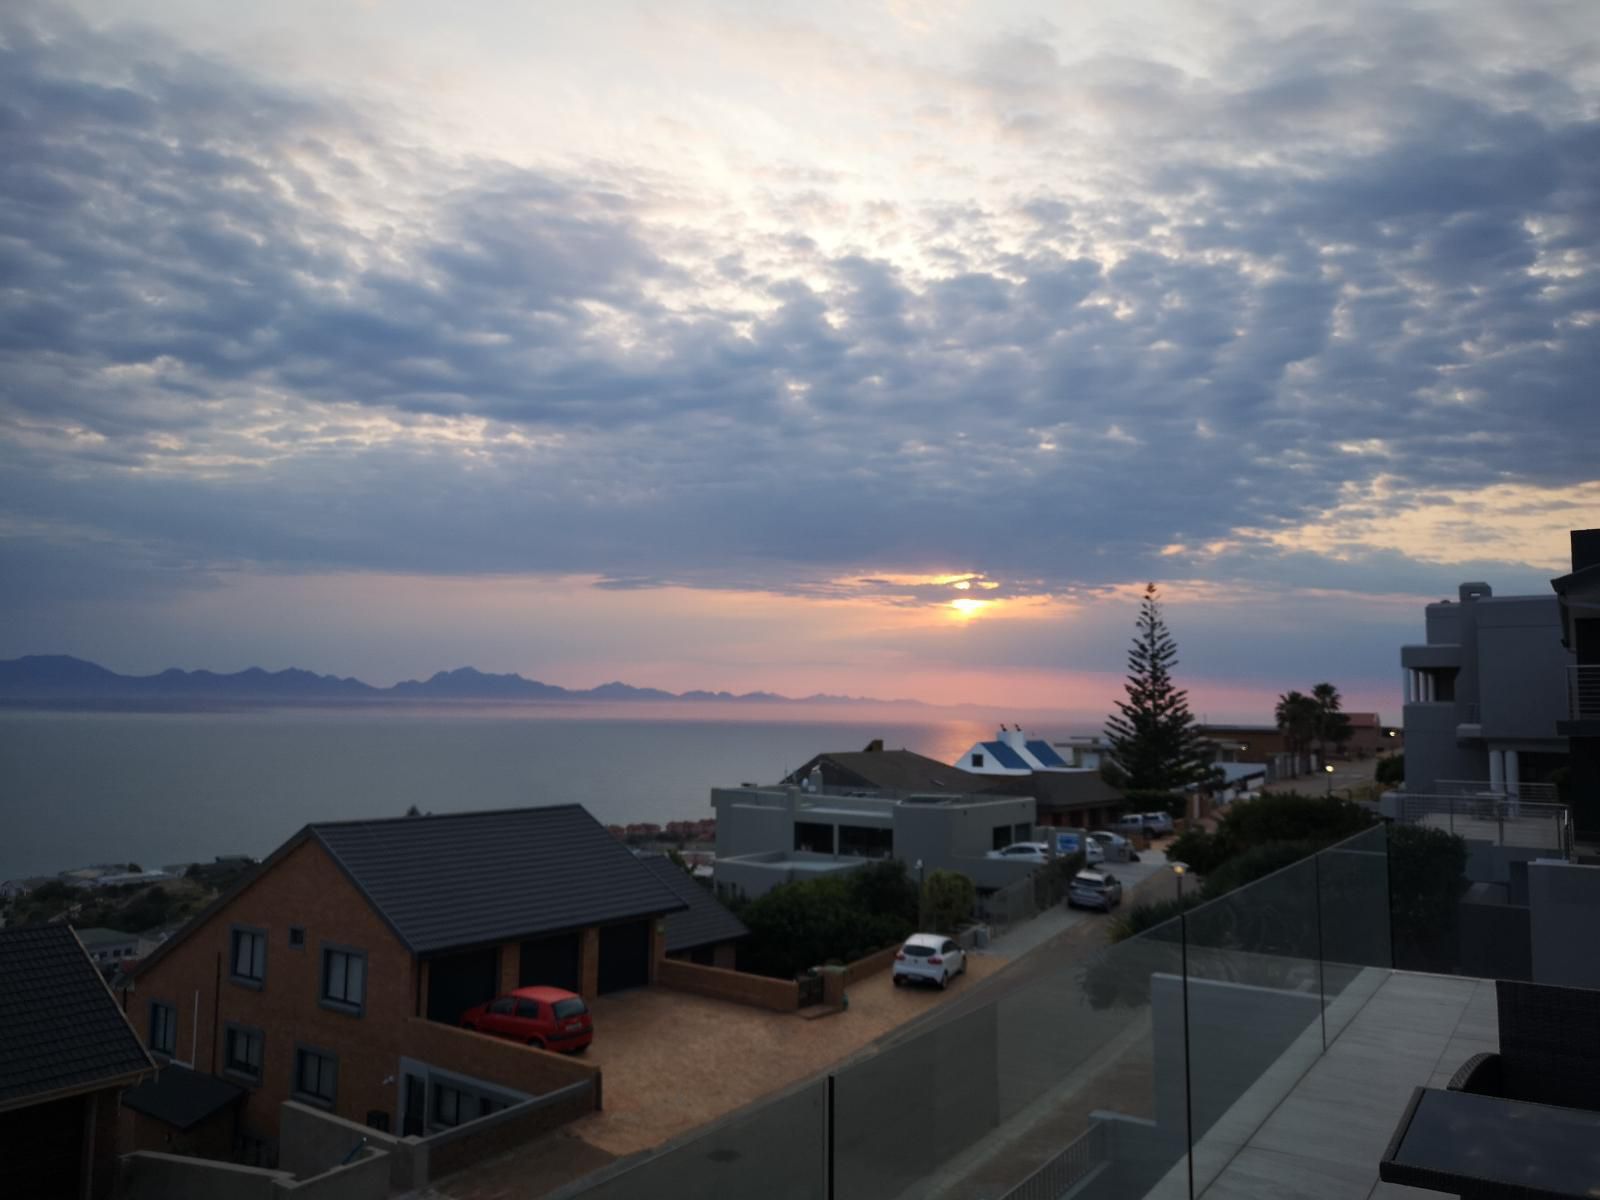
[1379,1085,1600,1198]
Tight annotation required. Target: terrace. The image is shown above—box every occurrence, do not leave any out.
[547,797,1590,1200]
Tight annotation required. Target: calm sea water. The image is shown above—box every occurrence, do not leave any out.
[0,709,995,879]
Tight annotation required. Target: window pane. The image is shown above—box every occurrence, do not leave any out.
[252,934,265,978]
[347,954,364,1003]
[325,950,344,998]
[516,999,539,1018]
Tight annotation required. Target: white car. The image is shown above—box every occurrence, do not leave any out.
[1141,811,1176,836]
[892,933,967,989]
[987,841,1052,863]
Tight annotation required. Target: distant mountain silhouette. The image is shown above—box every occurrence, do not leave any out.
[0,655,923,709]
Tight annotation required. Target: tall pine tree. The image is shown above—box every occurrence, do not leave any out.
[1104,583,1214,791]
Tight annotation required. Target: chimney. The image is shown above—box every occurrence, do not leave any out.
[1572,528,1600,573]
[862,738,884,753]
[1459,582,1492,603]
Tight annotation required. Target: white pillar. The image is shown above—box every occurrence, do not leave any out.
[1505,750,1520,804]
[1423,671,1434,702]
[1406,670,1416,703]
[1489,749,1504,793]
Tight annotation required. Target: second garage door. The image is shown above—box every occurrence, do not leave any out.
[597,920,651,993]
[519,932,582,992]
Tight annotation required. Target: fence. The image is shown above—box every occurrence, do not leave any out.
[1395,793,1571,856]
[549,825,1393,1200]
[1436,779,1560,803]
[1571,664,1600,720]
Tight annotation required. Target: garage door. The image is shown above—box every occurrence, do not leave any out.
[519,932,581,992]
[597,920,651,993]
[425,946,501,1024]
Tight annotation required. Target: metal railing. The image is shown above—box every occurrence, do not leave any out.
[1570,665,1600,720]
[1436,779,1559,803]
[997,1119,1108,1200]
[1395,793,1572,857]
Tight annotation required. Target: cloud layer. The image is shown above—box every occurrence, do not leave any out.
[1,0,1596,695]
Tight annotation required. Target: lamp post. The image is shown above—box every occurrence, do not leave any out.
[1324,762,1336,796]
[915,858,926,929]
[1170,861,1189,902]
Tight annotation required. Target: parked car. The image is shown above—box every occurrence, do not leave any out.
[1113,813,1148,837]
[1141,811,1176,837]
[892,933,967,989]
[461,986,593,1053]
[987,841,1052,863]
[1087,830,1133,862]
[1067,870,1124,912]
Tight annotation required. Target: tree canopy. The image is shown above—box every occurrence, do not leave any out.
[1104,583,1214,791]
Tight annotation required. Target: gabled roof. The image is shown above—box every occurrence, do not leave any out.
[639,855,749,954]
[0,926,154,1110]
[980,740,1031,770]
[121,1064,245,1130]
[135,805,692,975]
[784,749,988,794]
[311,805,689,955]
[1024,740,1070,768]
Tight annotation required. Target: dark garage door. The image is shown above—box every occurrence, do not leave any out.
[598,920,651,993]
[426,946,501,1024]
[519,932,581,992]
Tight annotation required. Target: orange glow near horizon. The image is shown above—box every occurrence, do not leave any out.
[947,596,992,618]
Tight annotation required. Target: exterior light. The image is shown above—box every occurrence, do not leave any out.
[1170,861,1189,901]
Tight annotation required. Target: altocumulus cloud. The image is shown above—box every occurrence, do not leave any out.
[1,0,1597,624]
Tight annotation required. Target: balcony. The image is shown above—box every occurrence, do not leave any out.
[1570,665,1600,721]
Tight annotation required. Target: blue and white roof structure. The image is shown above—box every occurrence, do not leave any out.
[956,728,1086,775]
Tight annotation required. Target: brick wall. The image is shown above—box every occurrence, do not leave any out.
[842,944,900,986]
[656,958,799,1011]
[127,838,418,1145]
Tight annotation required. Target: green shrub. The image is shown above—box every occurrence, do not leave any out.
[923,870,977,934]
[733,859,921,978]
[1388,824,1469,972]
[1197,840,1325,900]
[1165,827,1225,873]
[1375,755,1404,786]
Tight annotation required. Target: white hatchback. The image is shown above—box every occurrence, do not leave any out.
[892,933,967,989]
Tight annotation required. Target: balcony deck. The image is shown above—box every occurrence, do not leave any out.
[1146,971,1497,1199]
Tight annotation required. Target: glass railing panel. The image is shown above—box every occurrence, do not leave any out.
[555,1076,826,1200]
[1182,856,1322,1195]
[830,915,1190,1200]
[1317,824,1392,1043]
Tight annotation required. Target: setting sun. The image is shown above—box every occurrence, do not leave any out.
[948,597,992,618]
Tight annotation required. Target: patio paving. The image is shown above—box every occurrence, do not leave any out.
[1156,971,1499,1199]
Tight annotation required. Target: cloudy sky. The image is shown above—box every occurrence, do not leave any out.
[1,0,1596,719]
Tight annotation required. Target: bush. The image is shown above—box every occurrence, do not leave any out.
[734,859,920,979]
[1165,827,1226,874]
[1122,790,1186,820]
[1375,755,1405,786]
[1197,840,1325,900]
[923,870,977,934]
[1388,824,1468,972]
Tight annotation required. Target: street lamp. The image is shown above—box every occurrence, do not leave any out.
[1170,861,1189,902]
[1324,762,1336,796]
[915,859,926,929]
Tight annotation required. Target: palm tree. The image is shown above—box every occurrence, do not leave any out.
[1275,690,1319,770]
[1311,682,1353,763]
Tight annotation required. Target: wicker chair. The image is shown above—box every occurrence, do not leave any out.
[1449,978,1600,1110]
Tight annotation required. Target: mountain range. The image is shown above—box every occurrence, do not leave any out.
[0,655,920,708]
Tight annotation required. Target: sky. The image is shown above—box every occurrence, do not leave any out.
[1,0,1597,721]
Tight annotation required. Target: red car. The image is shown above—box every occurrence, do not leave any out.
[461,986,593,1053]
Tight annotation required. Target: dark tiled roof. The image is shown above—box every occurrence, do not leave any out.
[312,806,689,955]
[639,856,748,954]
[0,926,154,1108]
[982,771,1124,811]
[784,749,988,794]
[121,1064,244,1130]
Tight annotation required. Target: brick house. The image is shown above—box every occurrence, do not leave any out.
[124,804,685,1160]
[0,926,156,1199]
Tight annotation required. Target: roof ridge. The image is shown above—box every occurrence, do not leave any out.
[307,802,585,830]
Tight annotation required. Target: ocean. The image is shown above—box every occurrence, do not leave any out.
[0,708,999,879]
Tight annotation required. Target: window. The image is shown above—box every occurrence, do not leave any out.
[289,926,305,949]
[488,997,514,1015]
[224,1024,264,1083]
[433,1083,467,1128]
[230,925,266,986]
[993,825,1012,851]
[148,1001,176,1057]
[971,752,985,768]
[793,821,833,853]
[294,1046,337,1107]
[837,824,892,859]
[1014,823,1032,843]
[320,945,366,1014]
[515,999,540,1019]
